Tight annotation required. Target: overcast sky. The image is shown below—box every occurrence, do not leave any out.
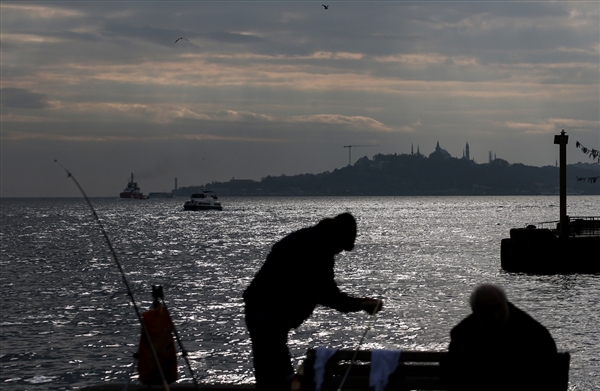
[2,1,599,197]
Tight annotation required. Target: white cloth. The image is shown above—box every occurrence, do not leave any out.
[314,347,337,391]
[369,349,401,391]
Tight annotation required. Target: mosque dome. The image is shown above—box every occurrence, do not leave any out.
[428,141,452,159]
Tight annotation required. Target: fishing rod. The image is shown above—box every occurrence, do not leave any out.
[336,298,383,391]
[54,160,171,391]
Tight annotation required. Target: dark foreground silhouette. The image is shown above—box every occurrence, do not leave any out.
[243,213,382,391]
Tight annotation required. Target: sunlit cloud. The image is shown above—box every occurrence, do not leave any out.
[214,110,275,122]
[548,118,600,131]
[556,45,600,55]
[1,98,394,135]
[502,121,557,134]
[399,120,422,133]
[6,46,593,104]
[1,4,85,18]
[47,63,596,104]
[374,53,449,65]
[501,118,600,135]
[1,33,64,44]
[290,114,393,132]
[508,61,599,71]
[97,105,393,133]
[311,51,364,60]
[103,103,202,123]
[235,31,264,38]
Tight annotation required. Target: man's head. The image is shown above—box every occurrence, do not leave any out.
[334,212,357,252]
[318,213,357,253]
[469,284,510,330]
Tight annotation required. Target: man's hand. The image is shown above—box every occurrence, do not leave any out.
[359,298,383,315]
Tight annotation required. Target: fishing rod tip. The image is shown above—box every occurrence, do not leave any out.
[54,160,72,177]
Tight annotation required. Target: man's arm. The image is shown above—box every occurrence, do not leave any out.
[357,298,383,314]
[317,280,382,314]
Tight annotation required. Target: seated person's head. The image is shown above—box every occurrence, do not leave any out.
[469,284,509,330]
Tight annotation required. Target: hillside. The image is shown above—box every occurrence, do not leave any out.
[176,153,600,196]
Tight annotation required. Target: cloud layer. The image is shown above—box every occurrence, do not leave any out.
[1,2,598,196]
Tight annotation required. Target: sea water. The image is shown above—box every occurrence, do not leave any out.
[1,196,599,390]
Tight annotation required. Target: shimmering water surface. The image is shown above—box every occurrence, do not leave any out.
[1,196,599,390]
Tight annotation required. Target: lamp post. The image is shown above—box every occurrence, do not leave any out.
[553,129,569,238]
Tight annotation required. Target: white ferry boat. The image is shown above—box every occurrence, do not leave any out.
[183,190,223,211]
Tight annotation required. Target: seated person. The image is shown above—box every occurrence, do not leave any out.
[441,284,558,391]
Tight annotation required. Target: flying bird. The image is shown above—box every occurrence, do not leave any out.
[175,37,189,43]
[322,5,329,9]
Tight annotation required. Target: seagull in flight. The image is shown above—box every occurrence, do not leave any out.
[175,37,189,43]
[322,4,329,9]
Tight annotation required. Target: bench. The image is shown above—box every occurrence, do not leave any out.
[298,348,570,391]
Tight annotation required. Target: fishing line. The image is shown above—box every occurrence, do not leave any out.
[336,299,382,391]
[54,160,171,391]
[336,266,400,391]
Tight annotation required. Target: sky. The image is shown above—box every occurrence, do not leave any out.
[1,1,599,197]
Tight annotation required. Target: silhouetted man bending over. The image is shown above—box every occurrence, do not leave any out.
[243,213,382,391]
[442,284,558,391]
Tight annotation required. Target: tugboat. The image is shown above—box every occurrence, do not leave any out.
[183,189,223,211]
[119,173,149,199]
[500,130,600,274]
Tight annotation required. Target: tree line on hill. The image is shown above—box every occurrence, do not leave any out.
[173,152,600,196]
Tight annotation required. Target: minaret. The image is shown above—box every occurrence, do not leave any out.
[411,143,414,155]
[465,142,470,160]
